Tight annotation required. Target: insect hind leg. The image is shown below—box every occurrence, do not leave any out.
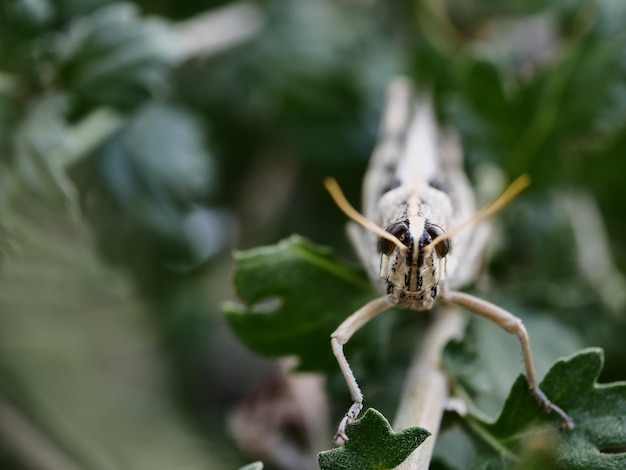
[443,290,575,430]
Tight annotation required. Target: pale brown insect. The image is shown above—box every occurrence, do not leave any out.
[326,77,573,445]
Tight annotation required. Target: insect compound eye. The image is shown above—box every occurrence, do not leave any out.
[378,221,409,255]
[426,224,450,258]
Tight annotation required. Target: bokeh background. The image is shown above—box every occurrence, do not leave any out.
[1,0,626,469]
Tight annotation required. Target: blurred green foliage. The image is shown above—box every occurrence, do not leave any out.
[1,0,626,469]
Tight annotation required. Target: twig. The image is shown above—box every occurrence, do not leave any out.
[392,307,467,469]
[177,2,263,57]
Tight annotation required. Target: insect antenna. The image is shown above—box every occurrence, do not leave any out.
[324,177,408,254]
[424,174,531,253]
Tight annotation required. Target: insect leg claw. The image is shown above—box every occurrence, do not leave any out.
[532,386,575,430]
[333,431,349,446]
[333,402,363,445]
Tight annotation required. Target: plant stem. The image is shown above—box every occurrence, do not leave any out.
[392,307,467,469]
[177,2,262,57]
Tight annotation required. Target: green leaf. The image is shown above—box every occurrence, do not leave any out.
[443,309,585,418]
[317,408,430,470]
[0,208,228,469]
[56,3,183,112]
[9,94,83,211]
[113,101,212,199]
[1,93,122,212]
[81,101,215,271]
[465,348,626,469]
[223,235,375,371]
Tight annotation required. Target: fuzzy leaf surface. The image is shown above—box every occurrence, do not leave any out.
[465,348,626,469]
[317,408,430,470]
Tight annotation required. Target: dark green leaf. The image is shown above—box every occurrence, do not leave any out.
[224,235,375,371]
[56,3,183,112]
[80,101,215,271]
[0,0,53,35]
[466,348,626,469]
[115,101,212,199]
[317,408,430,470]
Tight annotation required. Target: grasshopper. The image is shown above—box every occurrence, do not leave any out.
[325,77,574,445]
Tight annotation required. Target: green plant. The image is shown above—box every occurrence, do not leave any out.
[2,0,626,469]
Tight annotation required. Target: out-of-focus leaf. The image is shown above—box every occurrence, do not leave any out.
[0,208,231,469]
[317,408,430,470]
[0,0,112,35]
[444,307,585,418]
[116,102,210,199]
[56,2,183,113]
[176,0,401,167]
[0,0,56,49]
[11,94,74,209]
[4,94,123,211]
[224,235,375,371]
[464,348,626,469]
[80,101,215,271]
[0,0,53,34]
[415,0,626,190]
[55,0,114,20]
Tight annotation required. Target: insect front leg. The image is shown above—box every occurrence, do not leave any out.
[331,296,392,445]
[443,290,575,430]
